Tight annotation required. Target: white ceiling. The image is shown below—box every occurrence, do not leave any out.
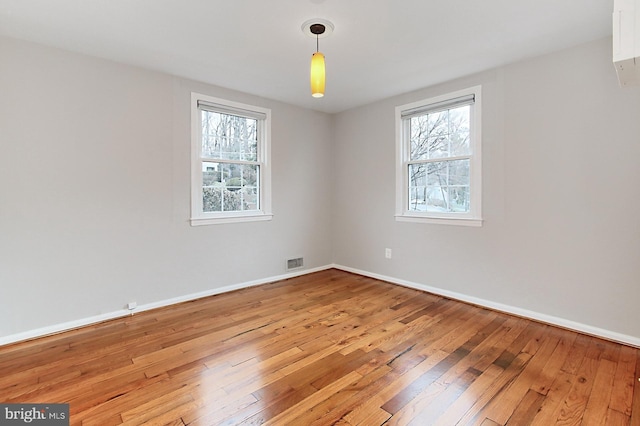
[0,0,613,113]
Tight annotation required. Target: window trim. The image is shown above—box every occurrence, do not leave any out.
[395,86,482,227]
[190,93,272,226]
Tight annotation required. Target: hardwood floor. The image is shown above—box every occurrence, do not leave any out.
[1,269,639,425]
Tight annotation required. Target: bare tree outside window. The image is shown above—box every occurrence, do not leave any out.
[396,87,481,225]
[201,110,259,213]
[191,93,271,226]
[408,105,471,213]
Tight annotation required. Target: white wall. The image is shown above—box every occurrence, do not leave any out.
[332,37,640,341]
[2,34,639,345]
[0,36,333,339]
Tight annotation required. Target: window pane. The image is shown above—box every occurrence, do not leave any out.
[428,110,449,138]
[410,115,431,160]
[409,104,471,160]
[408,159,470,213]
[408,164,427,211]
[426,135,449,159]
[201,110,257,161]
[426,161,447,185]
[202,162,259,212]
[450,131,470,157]
[447,185,470,212]
[447,159,470,185]
[449,105,470,156]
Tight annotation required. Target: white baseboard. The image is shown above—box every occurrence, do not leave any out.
[0,265,333,347]
[0,311,134,348]
[332,264,640,348]
[3,264,639,349]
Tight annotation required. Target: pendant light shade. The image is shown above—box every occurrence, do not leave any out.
[302,19,333,98]
[310,51,325,98]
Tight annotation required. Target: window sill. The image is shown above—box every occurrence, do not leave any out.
[191,213,273,226]
[395,214,483,227]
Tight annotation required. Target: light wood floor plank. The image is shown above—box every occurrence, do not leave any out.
[610,344,638,416]
[630,350,640,426]
[0,269,637,425]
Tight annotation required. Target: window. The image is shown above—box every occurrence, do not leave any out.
[395,86,482,226]
[191,93,272,225]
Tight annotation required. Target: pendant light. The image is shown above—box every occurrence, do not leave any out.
[302,19,334,98]
[309,24,326,98]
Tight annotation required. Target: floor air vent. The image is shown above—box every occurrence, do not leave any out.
[287,257,304,271]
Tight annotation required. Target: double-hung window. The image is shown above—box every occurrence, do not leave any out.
[191,93,272,225]
[395,86,482,226]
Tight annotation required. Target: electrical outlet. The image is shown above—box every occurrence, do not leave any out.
[385,248,392,259]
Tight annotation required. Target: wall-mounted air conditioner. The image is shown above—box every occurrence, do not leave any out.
[613,0,640,86]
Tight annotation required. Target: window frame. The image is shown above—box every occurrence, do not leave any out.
[190,93,272,226]
[395,86,482,226]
